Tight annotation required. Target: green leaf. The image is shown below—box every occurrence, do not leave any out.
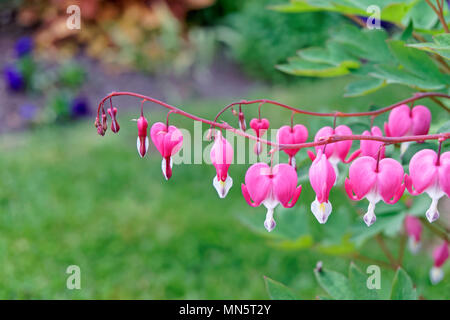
[437,120,450,133]
[407,34,450,60]
[264,276,297,300]
[276,57,356,77]
[347,121,371,134]
[405,0,438,30]
[270,234,314,250]
[348,263,379,300]
[390,268,417,300]
[344,77,385,97]
[314,267,354,300]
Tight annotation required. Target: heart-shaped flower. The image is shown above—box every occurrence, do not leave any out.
[250,118,270,155]
[107,107,120,133]
[405,215,422,254]
[405,149,450,222]
[241,163,302,232]
[360,126,385,159]
[430,241,449,285]
[384,104,431,137]
[309,149,336,224]
[345,156,405,226]
[150,122,183,180]
[308,125,361,179]
[210,131,234,198]
[276,124,308,167]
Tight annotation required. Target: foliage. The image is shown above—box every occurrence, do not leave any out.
[274,0,450,95]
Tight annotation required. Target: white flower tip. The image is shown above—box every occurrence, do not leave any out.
[264,209,276,232]
[161,157,173,180]
[426,208,439,223]
[430,266,444,285]
[407,237,421,255]
[136,136,149,158]
[212,175,233,198]
[363,212,376,227]
[311,199,332,224]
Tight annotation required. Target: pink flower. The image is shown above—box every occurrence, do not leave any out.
[241,163,302,232]
[250,118,270,155]
[345,156,405,226]
[238,111,246,131]
[360,126,385,159]
[430,241,449,285]
[405,149,450,223]
[210,131,234,198]
[404,215,422,254]
[308,125,361,179]
[107,107,120,133]
[276,124,308,167]
[150,122,183,180]
[137,115,149,158]
[384,104,431,137]
[309,149,336,224]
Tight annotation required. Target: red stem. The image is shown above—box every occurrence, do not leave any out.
[97,91,450,150]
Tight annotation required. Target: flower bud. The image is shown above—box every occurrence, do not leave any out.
[107,107,120,133]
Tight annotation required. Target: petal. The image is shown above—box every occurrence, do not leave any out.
[311,198,332,224]
[438,152,450,197]
[244,163,272,205]
[377,158,404,202]
[161,157,173,180]
[426,197,440,223]
[348,156,377,199]
[430,266,444,285]
[314,126,334,158]
[411,105,431,135]
[363,201,377,227]
[409,149,438,194]
[334,125,353,162]
[264,208,276,232]
[272,163,298,206]
[309,150,336,203]
[387,104,412,137]
[213,175,233,198]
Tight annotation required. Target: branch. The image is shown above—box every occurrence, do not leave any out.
[375,234,398,269]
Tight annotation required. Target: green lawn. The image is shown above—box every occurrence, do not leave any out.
[0,78,448,299]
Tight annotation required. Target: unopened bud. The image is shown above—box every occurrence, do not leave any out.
[238,111,246,131]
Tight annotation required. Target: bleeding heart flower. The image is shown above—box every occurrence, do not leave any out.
[430,241,449,285]
[276,124,308,167]
[309,149,336,224]
[308,125,361,179]
[107,107,120,133]
[241,163,302,232]
[137,115,149,158]
[405,149,450,223]
[345,156,405,226]
[210,131,234,198]
[360,126,385,159]
[405,215,422,254]
[151,122,183,180]
[250,118,270,155]
[384,104,431,137]
[238,111,246,131]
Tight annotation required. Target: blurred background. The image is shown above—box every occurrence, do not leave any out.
[0,0,448,299]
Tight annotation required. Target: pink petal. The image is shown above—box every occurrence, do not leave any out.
[210,132,234,181]
[408,149,438,194]
[276,124,308,157]
[360,126,385,159]
[377,158,404,202]
[387,104,412,137]
[309,150,336,203]
[438,151,450,197]
[348,156,377,199]
[334,125,353,161]
[314,126,334,158]
[411,105,431,135]
[243,163,272,206]
[272,163,299,207]
[433,242,449,268]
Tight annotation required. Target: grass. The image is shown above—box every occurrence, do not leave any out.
[0,78,448,299]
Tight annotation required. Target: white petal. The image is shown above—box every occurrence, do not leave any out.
[212,175,233,198]
[400,141,412,157]
[291,156,296,169]
[430,266,444,285]
[426,198,440,223]
[311,198,332,224]
[407,237,421,255]
[145,136,149,153]
[161,157,173,180]
[264,208,276,232]
[137,137,141,157]
[363,201,377,227]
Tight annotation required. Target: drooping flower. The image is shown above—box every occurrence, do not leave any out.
[210,131,234,198]
[384,104,431,137]
[360,126,385,159]
[404,215,422,254]
[241,163,302,232]
[151,122,183,180]
[405,149,450,223]
[137,115,149,158]
[276,124,308,167]
[345,156,405,226]
[238,110,246,131]
[250,118,270,155]
[107,106,120,133]
[430,241,449,285]
[309,149,336,224]
[308,125,361,179]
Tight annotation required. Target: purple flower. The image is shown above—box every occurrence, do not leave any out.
[3,64,24,91]
[19,104,38,120]
[70,96,90,117]
[15,36,33,57]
